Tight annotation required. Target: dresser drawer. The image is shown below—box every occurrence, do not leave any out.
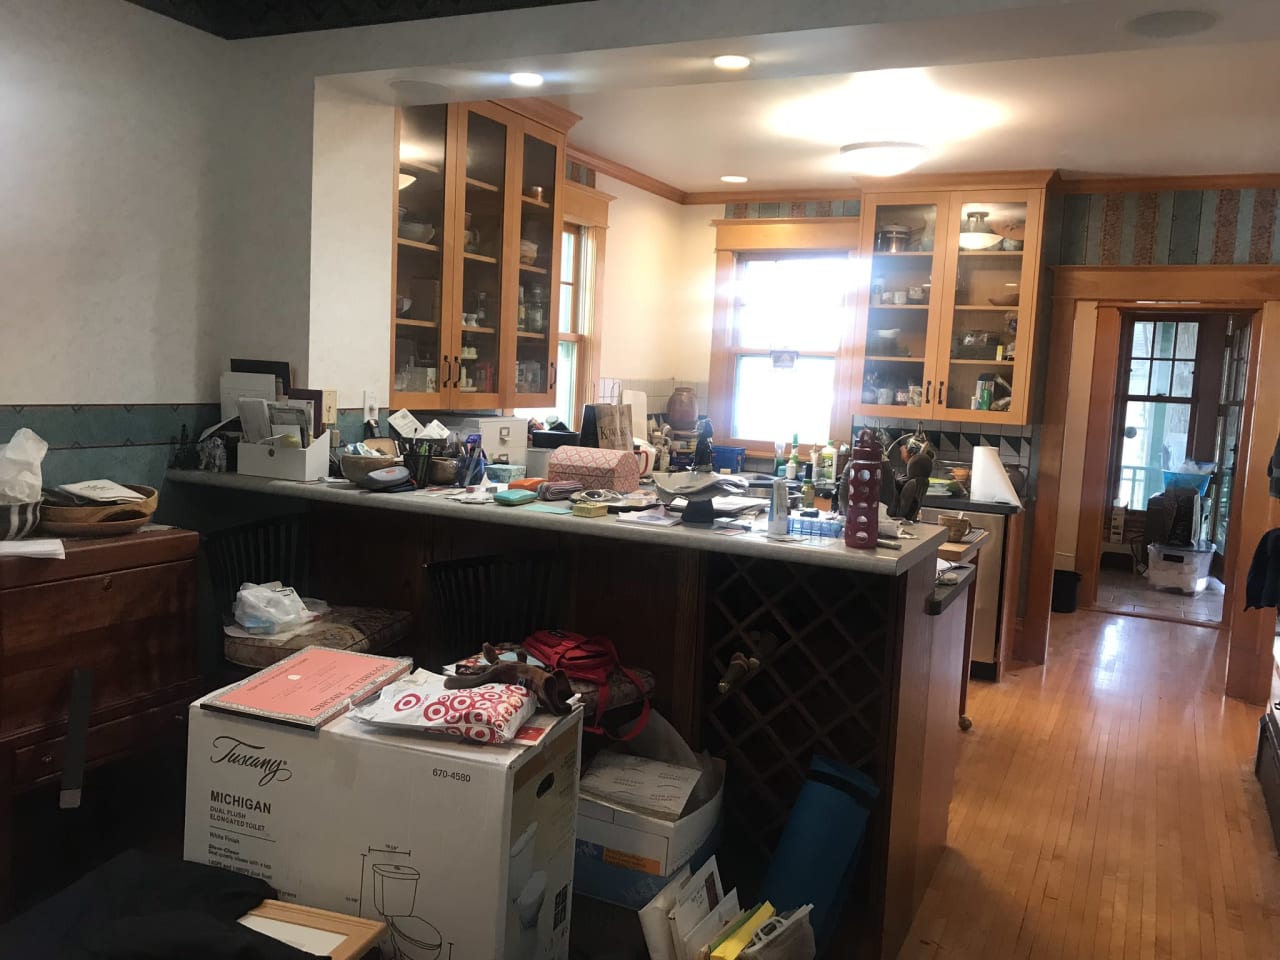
[10,698,190,789]
[0,560,198,734]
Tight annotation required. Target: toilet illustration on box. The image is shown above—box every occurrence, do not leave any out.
[372,863,443,960]
[508,822,547,960]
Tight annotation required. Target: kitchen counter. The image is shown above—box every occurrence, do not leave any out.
[166,470,947,577]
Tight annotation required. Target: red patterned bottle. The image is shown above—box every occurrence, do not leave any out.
[844,428,881,549]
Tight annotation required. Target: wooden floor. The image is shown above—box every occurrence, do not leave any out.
[899,610,1280,959]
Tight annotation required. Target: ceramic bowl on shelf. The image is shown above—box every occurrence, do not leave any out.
[876,329,901,339]
[399,221,435,243]
[396,296,413,318]
[992,219,1025,241]
[520,240,538,265]
[988,292,1020,307]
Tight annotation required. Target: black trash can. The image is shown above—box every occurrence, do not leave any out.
[1052,569,1083,613]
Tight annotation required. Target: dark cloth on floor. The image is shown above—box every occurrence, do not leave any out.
[0,849,320,960]
[1245,529,1280,611]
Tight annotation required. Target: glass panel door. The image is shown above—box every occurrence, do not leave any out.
[513,126,561,403]
[455,106,509,404]
[392,104,448,404]
[937,198,1030,417]
[857,199,947,414]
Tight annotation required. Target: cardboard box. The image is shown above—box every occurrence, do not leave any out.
[238,431,332,482]
[184,684,582,960]
[574,759,724,909]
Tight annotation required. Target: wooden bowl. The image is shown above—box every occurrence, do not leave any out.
[988,292,1020,307]
[341,454,396,484]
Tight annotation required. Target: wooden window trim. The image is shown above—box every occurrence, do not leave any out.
[708,220,860,457]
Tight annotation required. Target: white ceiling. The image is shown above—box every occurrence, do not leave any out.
[556,40,1280,191]
[322,0,1280,191]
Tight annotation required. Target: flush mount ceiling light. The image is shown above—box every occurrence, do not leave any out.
[720,175,749,184]
[398,173,417,190]
[838,141,929,177]
[958,210,1002,250]
[712,55,752,71]
[1123,8,1218,37]
[508,72,544,88]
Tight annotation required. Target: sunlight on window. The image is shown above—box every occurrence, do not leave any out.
[733,356,836,443]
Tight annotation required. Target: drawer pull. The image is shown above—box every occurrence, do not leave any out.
[101,576,113,591]
[40,754,53,765]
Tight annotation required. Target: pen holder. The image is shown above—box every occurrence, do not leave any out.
[403,451,433,488]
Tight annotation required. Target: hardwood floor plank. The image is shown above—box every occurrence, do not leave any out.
[897,611,1280,959]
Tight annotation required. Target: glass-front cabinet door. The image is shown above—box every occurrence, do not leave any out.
[935,191,1041,422]
[853,194,951,417]
[449,103,513,408]
[508,119,564,407]
[391,104,450,408]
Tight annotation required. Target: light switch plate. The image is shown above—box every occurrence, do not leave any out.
[322,390,338,425]
[363,389,379,422]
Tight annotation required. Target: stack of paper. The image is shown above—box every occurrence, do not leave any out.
[639,858,778,960]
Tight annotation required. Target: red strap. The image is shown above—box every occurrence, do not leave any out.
[526,632,651,741]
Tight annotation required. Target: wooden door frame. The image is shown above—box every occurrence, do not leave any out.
[1023,265,1280,705]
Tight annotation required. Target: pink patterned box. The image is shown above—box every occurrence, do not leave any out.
[547,446,640,493]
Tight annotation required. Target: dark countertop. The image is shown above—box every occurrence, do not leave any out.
[928,562,977,615]
[921,494,1025,516]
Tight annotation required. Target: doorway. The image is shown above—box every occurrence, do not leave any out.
[1092,310,1250,626]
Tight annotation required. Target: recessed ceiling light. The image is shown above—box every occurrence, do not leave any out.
[838,141,929,178]
[720,175,749,184]
[1123,9,1218,38]
[712,55,752,71]
[509,72,544,88]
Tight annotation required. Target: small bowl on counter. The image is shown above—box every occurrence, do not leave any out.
[341,454,397,484]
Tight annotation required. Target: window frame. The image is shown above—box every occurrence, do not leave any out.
[707,218,860,456]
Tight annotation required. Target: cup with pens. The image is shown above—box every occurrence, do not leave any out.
[399,437,444,488]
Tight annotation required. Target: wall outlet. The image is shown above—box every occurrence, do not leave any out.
[363,389,379,422]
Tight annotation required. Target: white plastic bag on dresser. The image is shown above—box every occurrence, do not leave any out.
[0,428,47,505]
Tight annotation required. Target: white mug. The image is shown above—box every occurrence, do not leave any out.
[634,443,654,477]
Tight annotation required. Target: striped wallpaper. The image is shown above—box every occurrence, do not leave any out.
[1057,188,1280,266]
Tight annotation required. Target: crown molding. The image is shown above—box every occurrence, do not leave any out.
[1054,173,1280,194]
[565,145,685,205]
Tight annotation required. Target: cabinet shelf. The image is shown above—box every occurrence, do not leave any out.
[465,177,501,193]
[400,161,442,177]
[870,304,928,311]
[863,355,923,362]
[872,251,934,258]
[517,331,548,340]
[460,325,497,335]
[522,195,551,209]
[395,318,439,329]
[954,304,1019,311]
[463,251,499,265]
[397,238,440,252]
[519,263,548,275]
[948,358,1014,366]
[958,249,1022,257]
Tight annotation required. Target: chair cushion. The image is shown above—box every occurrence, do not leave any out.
[224,605,411,669]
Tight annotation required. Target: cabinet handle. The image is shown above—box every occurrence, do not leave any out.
[939,381,945,407]
[40,754,53,765]
[549,362,557,390]
[441,355,451,391]
[455,355,461,389]
[101,576,113,592]
[925,380,932,404]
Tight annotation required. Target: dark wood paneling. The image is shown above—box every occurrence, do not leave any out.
[0,529,197,588]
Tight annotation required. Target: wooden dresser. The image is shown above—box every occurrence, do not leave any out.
[0,527,203,906]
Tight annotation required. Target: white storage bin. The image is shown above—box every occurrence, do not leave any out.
[1146,543,1213,595]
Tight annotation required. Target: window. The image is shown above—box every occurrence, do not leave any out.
[719,253,852,446]
[1113,318,1200,509]
[516,224,595,426]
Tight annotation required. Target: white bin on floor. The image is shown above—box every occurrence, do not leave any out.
[1146,543,1213,595]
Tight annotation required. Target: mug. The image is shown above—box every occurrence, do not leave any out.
[940,515,972,542]
[876,387,895,405]
[633,444,653,477]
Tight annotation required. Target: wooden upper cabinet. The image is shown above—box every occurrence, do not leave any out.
[852,180,1048,424]
[390,99,575,412]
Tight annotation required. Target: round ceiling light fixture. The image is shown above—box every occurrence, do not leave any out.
[508,72,545,88]
[720,175,749,184]
[838,141,929,177]
[1123,9,1218,37]
[712,55,752,71]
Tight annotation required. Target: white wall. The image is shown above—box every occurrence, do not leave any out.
[308,84,396,407]
[596,176,718,383]
[0,0,229,403]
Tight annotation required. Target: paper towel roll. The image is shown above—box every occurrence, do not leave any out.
[970,445,1022,507]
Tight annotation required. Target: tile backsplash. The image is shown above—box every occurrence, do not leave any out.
[615,379,710,428]
[853,418,1036,469]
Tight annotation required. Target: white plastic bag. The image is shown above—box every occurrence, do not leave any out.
[0,428,48,505]
[233,581,314,634]
[351,669,536,744]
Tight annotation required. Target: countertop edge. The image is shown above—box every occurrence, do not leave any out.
[166,470,948,577]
